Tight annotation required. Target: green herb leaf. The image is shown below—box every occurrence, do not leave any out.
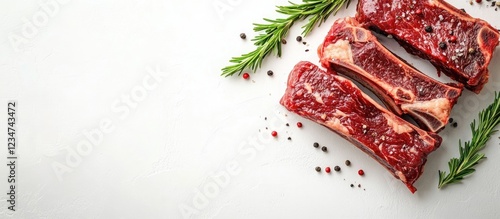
[438,92,500,189]
[221,0,350,77]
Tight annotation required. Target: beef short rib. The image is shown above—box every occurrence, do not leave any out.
[280,61,442,193]
[318,17,463,132]
[356,0,500,93]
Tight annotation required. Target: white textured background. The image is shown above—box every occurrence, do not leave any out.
[0,0,499,218]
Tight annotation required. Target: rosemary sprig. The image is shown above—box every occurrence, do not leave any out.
[221,0,351,77]
[438,92,500,189]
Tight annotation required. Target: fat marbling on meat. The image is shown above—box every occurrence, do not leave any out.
[280,61,442,193]
[356,0,500,93]
[318,17,463,132]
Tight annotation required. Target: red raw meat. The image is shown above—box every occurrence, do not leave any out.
[280,61,442,193]
[356,0,500,93]
[318,17,463,132]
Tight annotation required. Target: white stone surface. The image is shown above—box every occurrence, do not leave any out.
[0,0,498,218]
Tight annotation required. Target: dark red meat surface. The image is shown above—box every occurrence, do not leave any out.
[356,0,500,93]
[280,61,442,193]
[318,17,463,132]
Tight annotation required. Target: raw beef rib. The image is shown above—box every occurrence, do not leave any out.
[356,0,500,93]
[280,61,442,193]
[318,17,463,132]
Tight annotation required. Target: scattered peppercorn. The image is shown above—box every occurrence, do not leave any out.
[281,39,287,44]
[302,42,307,45]
[358,184,361,188]
[452,122,458,128]
[297,122,303,128]
[424,25,433,33]
[325,167,331,173]
[345,160,351,166]
[240,33,246,39]
[271,131,278,137]
[439,42,447,49]
[460,8,466,13]
[313,142,319,148]
[334,166,341,172]
[287,137,292,141]
[358,169,365,176]
[286,123,290,127]
[267,70,274,76]
[448,117,454,123]
[321,146,328,152]
[242,73,250,79]
[350,184,354,188]
[315,166,321,172]
[305,49,310,52]
[265,117,267,120]
[449,35,457,43]
[296,36,303,42]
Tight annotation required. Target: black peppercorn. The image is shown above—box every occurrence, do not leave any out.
[281,39,287,44]
[439,42,447,49]
[315,166,321,172]
[448,118,454,123]
[240,33,246,39]
[313,142,319,148]
[424,25,433,33]
[452,122,458,128]
[287,137,292,141]
[321,146,327,152]
[345,160,351,166]
[286,123,289,127]
[334,166,341,172]
[350,184,354,188]
[267,70,274,76]
[296,36,302,42]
